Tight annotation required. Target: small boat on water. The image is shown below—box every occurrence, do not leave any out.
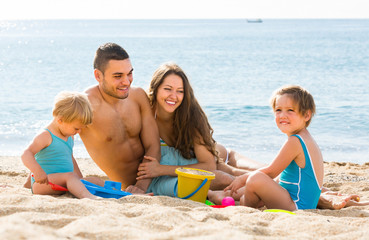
[247,19,263,23]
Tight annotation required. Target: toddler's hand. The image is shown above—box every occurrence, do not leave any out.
[33,171,48,185]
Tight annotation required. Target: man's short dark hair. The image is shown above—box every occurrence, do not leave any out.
[93,43,129,73]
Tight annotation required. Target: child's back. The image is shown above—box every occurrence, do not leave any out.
[279,130,323,209]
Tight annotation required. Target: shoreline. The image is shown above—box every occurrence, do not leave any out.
[1,156,368,239]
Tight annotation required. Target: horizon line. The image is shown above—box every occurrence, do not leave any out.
[2,17,369,21]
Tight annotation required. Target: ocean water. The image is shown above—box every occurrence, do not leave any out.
[1,19,369,164]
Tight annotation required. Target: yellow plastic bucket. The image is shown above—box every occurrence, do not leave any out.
[174,167,215,203]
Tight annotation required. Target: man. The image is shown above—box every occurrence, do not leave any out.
[79,42,160,193]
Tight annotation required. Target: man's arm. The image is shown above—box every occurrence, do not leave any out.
[133,88,161,192]
[72,155,83,179]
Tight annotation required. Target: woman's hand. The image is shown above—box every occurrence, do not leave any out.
[136,156,162,180]
[224,174,248,195]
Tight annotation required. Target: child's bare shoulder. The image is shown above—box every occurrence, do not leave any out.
[286,135,303,146]
[32,130,52,144]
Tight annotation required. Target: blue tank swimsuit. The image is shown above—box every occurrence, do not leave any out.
[146,139,197,196]
[279,134,322,209]
[31,129,74,187]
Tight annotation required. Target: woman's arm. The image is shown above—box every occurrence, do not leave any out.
[136,138,216,179]
[181,141,216,171]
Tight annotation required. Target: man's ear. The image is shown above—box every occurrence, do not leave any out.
[94,69,103,83]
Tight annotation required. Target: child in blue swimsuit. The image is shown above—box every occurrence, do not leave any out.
[224,85,324,210]
[21,91,102,199]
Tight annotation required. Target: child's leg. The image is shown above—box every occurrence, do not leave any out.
[318,191,367,209]
[346,200,369,207]
[61,172,100,199]
[243,171,296,211]
[32,183,65,195]
[32,173,67,195]
[33,172,99,199]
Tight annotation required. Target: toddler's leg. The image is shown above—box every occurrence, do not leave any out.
[63,173,100,199]
[32,173,66,195]
[42,172,99,199]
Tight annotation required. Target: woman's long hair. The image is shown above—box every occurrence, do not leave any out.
[148,62,218,161]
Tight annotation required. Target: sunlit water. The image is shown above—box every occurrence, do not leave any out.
[1,19,369,164]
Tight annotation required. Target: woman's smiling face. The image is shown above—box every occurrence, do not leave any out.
[156,74,184,114]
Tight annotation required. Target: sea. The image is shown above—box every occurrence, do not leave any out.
[1,19,369,164]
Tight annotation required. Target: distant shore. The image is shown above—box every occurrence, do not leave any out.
[1,155,368,239]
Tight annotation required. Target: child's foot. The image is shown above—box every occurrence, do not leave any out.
[318,191,361,210]
[23,175,31,189]
[345,199,369,207]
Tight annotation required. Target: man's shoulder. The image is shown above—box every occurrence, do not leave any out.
[84,85,99,96]
[129,87,149,102]
[130,86,146,96]
[84,85,102,104]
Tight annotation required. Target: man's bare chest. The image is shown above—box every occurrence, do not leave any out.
[92,104,142,141]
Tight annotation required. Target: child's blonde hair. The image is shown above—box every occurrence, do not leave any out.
[270,85,316,127]
[52,91,93,125]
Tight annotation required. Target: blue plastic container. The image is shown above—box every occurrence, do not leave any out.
[81,179,132,199]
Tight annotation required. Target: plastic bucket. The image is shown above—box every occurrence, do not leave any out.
[174,167,215,203]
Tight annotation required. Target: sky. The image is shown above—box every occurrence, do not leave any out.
[1,0,369,20]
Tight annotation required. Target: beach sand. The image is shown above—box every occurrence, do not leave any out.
[1,156,368,239]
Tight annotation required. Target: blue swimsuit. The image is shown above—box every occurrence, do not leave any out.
[279,134,322,209]
[31,129,74,188]
[146,139,197,196]
[35,129,74,174]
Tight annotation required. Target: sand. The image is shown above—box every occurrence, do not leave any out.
[1,156,368,239]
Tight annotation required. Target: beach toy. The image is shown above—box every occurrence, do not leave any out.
[205,200,215,206]
[264,209,296,215]
[205,199,234,208]
[49,182,68,191]
[81,179,132,199]
[222,197,235,206]
[174,167,215,203]
[210,205,228,208]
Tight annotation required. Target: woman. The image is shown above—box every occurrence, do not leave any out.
[137,62,248,196]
